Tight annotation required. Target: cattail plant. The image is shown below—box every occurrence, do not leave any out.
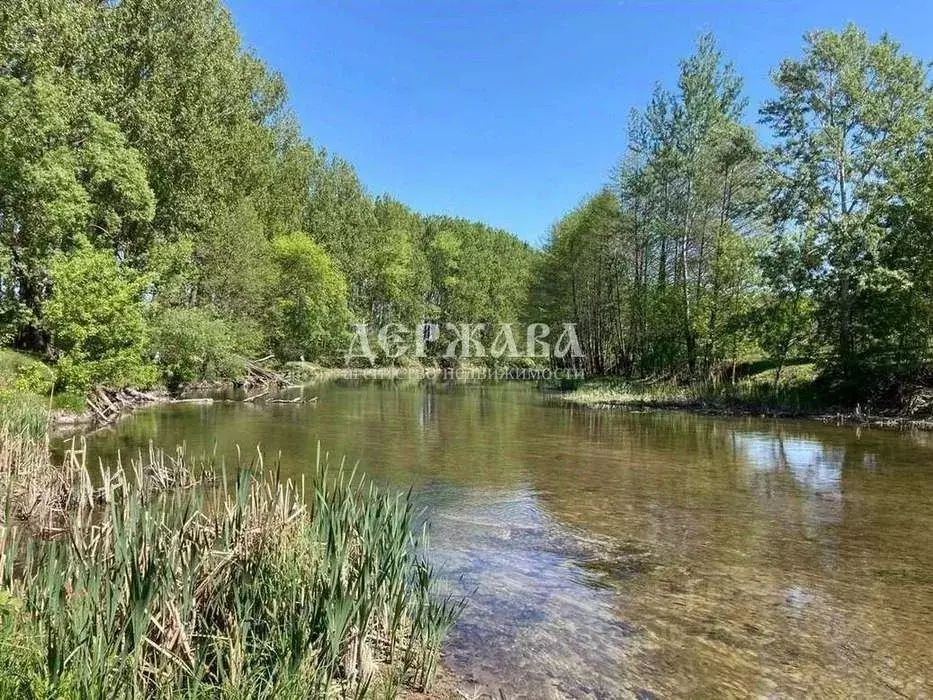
[0,423,463,698]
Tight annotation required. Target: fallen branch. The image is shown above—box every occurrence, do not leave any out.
[243,389,269,403]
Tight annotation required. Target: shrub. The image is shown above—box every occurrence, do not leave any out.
[0,350,54,397]
[13,362,54,397]
[150,308,257,388]
[43,245,156,391]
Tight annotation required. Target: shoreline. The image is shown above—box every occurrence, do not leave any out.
[48,369,933,434]
[553,388,933,431]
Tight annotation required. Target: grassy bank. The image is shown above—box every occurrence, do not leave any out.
[552,364,933,429]
[0,350,89,431]
[0,422,462,698]
[557,364,822,412]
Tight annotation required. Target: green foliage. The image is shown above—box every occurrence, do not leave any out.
[0,439,463,698]
[562,362,822,414]
[195,200,276,324]
[5,2,930,405]
[422,216,536,361]
[0,350,54,397]
[150,309,256,388]
[0,0,156,345]
[371,196,431,326]
[270,233,352,361]
[0,0,535,376]
[0,392,48,439]
[43,245,155,391]
[762,24,933,386]
[536,35,761,377]
[50,391,86,414]
[539,26,933,406]
[12,363,54,398]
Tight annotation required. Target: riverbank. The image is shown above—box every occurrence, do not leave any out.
[555,373,933,431]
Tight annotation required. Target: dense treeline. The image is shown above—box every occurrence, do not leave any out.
[531,26,933,401]
[0,0,533,392]
[5,4,931,406]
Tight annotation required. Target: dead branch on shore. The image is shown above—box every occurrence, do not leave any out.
[85,386,163,426]
[242,358,289,391]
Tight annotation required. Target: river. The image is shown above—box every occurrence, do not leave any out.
[81,380,933,698]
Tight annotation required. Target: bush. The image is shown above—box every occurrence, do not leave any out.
[0,350,54,397]
[150,308,258,388]
[13,362,54,396]
[43,245,156,391]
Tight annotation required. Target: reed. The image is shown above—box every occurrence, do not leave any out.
[0,424,463,698]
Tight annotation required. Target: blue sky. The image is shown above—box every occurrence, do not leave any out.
[224,0,932,245]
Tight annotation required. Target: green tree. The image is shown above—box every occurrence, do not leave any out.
[304,155,379,313]
[762,24,933,382]
[270,233,352,360]
[43,245,155,390]
[371,196,430,327]
[150,308,256,389]
[757,230,818,389]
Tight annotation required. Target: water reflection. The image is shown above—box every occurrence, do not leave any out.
[79,381,933,698]
[737,433,843,493]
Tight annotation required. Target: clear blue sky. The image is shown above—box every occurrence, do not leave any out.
[224,0,932,245]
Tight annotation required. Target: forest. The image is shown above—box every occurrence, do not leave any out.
[2,1,933,408]
[0,0,534,399]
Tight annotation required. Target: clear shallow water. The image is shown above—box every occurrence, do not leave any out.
[79,381,933,698]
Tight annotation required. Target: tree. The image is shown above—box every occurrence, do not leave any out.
[0,58,155,348]
[371,196,429,327]
[533,34,761,378]
[762,24,933,382]
[303,155,379,313]
[150,308,255,389]
[270,234,352,360]
[43,244,155,390]
[757,230,818,389]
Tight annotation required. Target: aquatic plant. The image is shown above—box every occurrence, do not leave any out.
[0,425,463,698]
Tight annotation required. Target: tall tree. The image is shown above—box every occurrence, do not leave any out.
[762,24,933,380]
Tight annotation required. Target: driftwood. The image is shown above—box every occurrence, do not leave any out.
[83,358,301,427]
[86,386,163,426]
[242,358,289,391]
[242,389,269,403]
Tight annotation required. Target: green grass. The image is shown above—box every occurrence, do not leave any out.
[0,393,48,439]
[559,362,824,415]
[0,350,57,437]
[0,428,463,698]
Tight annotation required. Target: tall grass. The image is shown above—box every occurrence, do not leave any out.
[0,393,48,440]
[0,426,463,698]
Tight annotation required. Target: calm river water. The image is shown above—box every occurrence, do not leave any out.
[81,380,933,698]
